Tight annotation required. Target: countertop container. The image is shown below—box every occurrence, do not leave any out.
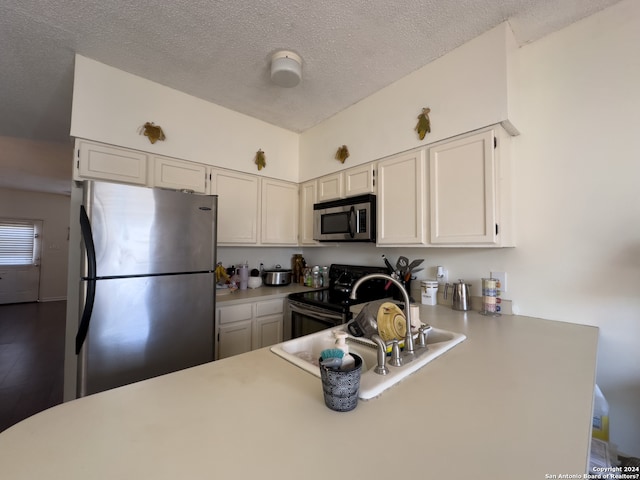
[263,266,292,286]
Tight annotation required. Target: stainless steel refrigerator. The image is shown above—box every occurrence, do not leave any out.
[74,180,217,397]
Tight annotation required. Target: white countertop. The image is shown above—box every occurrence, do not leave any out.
[0,305,599,479]
[216,283,316,305]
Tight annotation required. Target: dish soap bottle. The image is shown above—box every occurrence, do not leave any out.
[334,331,355,370]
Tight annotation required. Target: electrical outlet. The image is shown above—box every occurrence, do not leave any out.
[490,271,507,293]
[436,266,448,285]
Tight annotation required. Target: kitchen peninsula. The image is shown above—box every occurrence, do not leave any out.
[0,305,598,479]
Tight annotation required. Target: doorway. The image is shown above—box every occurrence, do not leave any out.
[0,218,43,304]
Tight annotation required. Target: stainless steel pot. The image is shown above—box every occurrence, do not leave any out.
[263,265,292,286]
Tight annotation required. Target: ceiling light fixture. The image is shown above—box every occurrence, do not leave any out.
[270,50,302,88]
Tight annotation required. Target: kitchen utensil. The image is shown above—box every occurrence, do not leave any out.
[381,255,395,274]
[406,258,424,273]
[396,256,409,274]
[444,280,471,311]
[262,265,292,286]
[376,302,407,342]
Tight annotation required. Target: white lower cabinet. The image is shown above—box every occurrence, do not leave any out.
[216,298,284,360]
[252,299,284,349]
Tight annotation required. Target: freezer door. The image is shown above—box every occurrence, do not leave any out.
[84,181,216,277]
[79,272,214,396]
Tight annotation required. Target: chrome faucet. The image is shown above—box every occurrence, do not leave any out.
[350,274,415,355]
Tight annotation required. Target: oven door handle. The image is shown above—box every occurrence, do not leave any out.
[288,302,346,322]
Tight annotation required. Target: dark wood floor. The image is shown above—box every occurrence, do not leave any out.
[0,301,66,432]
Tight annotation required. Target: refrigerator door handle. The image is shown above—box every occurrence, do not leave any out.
[76,206,97,354]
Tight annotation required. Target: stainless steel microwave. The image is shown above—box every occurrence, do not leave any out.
[313,194,376,242]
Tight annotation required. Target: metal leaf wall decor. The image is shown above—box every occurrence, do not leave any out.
[139,122,166,144]
[414,107,431,141]
[254,149,266,170]
[335,145,350,164]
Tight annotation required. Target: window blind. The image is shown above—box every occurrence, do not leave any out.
[0,222,36,265]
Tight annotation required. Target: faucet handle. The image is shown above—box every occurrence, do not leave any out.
[389,340,403,367]
[416,325,431,348]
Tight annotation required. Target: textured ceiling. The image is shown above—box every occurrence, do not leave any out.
[0,0,623,194]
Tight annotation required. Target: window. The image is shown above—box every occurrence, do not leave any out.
[0,219,41,266]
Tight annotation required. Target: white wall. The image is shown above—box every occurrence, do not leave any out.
[299,22,519,181]
[513,0,640,456]
[0,187,70,301]
[217,246,301,274]
[300,0,640,456]
[71,56,300,182]
[0,137,73,196]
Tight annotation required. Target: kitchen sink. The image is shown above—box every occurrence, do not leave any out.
[270,325,466,400]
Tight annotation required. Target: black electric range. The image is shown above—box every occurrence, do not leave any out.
[285,264,393,339]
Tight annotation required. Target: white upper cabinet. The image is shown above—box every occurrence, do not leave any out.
[344,163,376,197]
[428,126,513,246]
[260,178,299,245]
[211,171,298,246]
[316,163,376,202]
[75,139,147,185]
[299,180,319,245]
[150,155,208,193]
[211,169,260,245]
[317,172,343,202]
[377,150,427,245]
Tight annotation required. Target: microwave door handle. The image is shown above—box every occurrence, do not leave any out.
[348,206,356,238]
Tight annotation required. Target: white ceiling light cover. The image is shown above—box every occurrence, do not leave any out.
[271,50,302,88]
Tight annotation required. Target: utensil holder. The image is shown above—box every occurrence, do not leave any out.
[319,354,363,412]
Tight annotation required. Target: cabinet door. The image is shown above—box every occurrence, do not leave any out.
[317,172,343,201]
[261,179,298,245]
[377,150,427,245]
[216,304,253,360]
[299,180,318,245]
[344,164,376,196]
[252,315,283,349]
[429,130,497,245]
[75,140,147,185]
[217,320,253,359]
[211,169,259,244]
[151,155,207,193]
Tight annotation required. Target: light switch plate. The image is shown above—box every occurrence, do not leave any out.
[490,271,507,293]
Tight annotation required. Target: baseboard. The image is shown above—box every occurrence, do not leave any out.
[39,296,67,302]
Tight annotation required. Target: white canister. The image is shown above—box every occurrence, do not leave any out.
[421,280,438,306]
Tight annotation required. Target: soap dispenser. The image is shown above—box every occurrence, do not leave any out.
[334,331,355,370]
